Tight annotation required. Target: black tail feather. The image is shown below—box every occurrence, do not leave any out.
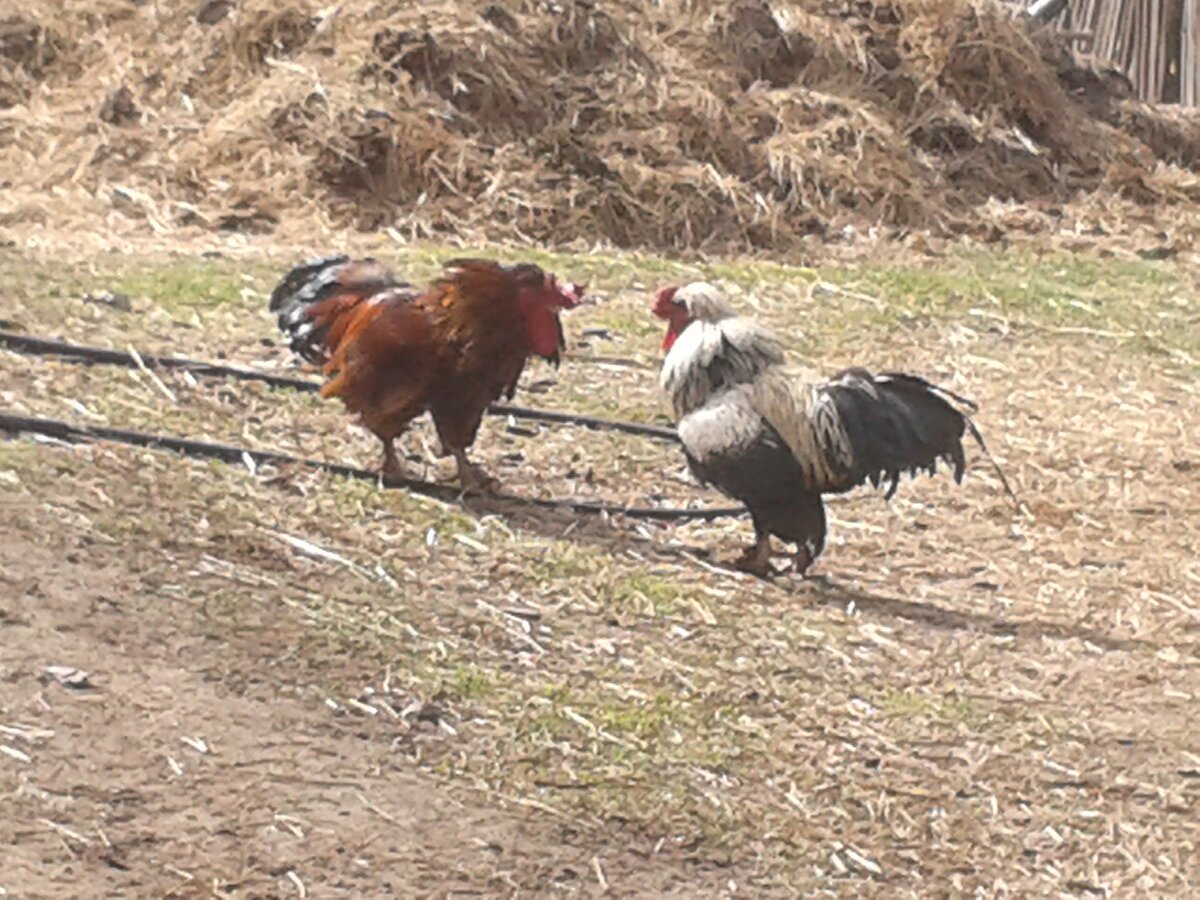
[882,372,1020,508]
[269,255,351,365]
[880,371,980,413]
[822,368,1018,509]
[267,256,402,366]
[961,415,1022,511]
[878,372,1021,510]
[267,254,350,313]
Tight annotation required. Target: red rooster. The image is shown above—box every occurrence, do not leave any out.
[269,256,584,491]
[654,281,994,577]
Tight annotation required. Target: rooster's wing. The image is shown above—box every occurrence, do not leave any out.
[677,385,827,556]
[751,366,972,499]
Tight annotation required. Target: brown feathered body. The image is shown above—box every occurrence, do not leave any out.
[655,282,977,575]
[269,255,582,488]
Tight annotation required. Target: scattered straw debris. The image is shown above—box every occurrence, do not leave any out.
[0,744,31,764]
[3,0,1200,255]
[41,665,92,689]
[2,245,1200,893]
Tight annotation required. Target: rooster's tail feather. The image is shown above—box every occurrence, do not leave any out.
[269,256,404,365]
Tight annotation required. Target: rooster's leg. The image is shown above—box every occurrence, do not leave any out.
[792,544,814,577]
[379,437,407,486]
[731,530,774,578]
[451,448,500,495]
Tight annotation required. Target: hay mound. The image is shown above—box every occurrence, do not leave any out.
[2,0,1199,254]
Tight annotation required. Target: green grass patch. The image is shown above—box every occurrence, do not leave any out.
[5,243,1196,362]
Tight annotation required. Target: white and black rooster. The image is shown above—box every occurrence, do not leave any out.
[654,281,1009,577]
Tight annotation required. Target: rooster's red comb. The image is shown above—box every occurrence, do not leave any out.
[550,275,586,308]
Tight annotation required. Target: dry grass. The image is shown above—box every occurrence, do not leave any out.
[4,0,1200,258]
[2,244,1200,892]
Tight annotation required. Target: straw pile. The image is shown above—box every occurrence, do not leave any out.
[3,0,1200,254]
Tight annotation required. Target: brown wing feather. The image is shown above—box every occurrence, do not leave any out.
[270,254,553,453]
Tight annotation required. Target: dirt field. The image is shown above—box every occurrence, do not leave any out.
[0,510,732,897]
[2,241,1200,895]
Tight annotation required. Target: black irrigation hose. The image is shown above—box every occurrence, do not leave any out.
[0,412,746,523]
[0,331,682,444]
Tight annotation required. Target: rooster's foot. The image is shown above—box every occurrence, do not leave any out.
[454,457,501,496]
[730,537,774,578]
[792,546,815,577]
[380,443,408,487]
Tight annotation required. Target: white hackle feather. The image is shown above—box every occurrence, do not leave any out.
[660,281,853,489]
[660,286,784,419]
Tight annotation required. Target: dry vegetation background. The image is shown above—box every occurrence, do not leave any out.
[3,0,1200,897]
[4,0,1200,254]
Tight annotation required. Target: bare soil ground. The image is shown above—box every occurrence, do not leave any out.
[2,242,1200,895]
[0,512,724,897]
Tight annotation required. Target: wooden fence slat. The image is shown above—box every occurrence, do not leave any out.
[1029,0,1194,104]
